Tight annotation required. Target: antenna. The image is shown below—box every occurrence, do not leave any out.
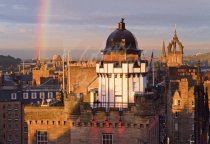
[67,50,71,94]
[38,47,41,61]
[62,49,65,91]
[22,60,25,74]
[152,52,155,87]
[174,24,177,36]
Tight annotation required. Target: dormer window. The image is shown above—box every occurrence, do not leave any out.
[178,100,181,106]
[11,93,17,100]
[40,92,45,99]
[23,93,28,99]
[121,39,125,47]
[31,93,37,99]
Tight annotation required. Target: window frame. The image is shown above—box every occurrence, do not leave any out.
[36,130,48,144]
[133,81,138,92]
[192,101,195,107]
[40,92,45,99]
[102,133,113,144]
[178,100,181,106]
[23,92,29,99]
[11,93,17,100]
[48,92,53,99]
[175,112,179,118]
[31,92,37,99]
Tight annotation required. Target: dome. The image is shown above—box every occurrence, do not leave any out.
[52,54,62,61]
[103,18,140,55]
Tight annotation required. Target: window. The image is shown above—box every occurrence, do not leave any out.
[31,93,37,99]
[48,92,53,99]
[15,109,19,118]
[175,112,179,118]
[15,122,19,129]
[133,82,137,91]
[8,134,12,141]
[37,130,48,144]
[23,122,28,133]
[11,93,17,100]
[192,124,194,131]
[23,93,28,99]
[191,112,195,118]
[178,100,181,106]
[40,92,45,99]
[175,123,178,131]
[192,101,195,107]
[102,133,113,144]
[8,109,12,118]
[121,39,125,47]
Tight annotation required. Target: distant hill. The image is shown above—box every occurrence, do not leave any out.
[184,52,210,66]
[0,55,21,71]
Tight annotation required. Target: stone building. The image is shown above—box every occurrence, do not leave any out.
[24,19,161,144]
[167,77,196,143]
[32,55,98,96]
[96,18,148,108]
[162,31,210,143]
[0,101,23,144]
[194,69,209,144]
[161,30,184,67]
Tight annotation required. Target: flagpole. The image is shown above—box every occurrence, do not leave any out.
[68,50,70,94]
[151,52,154,87]
[62,50,65,91]
[153,59,154,86]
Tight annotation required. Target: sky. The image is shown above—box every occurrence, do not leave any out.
[0,0,210,59]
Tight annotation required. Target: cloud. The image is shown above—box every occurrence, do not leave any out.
[0,25,8,33]
[0,4,6,8]
[18,27,33,33]
[12,4,26,10]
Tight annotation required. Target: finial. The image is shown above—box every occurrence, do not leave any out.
[118,18,125,30]
[174,24,176,34]
[121,18,125,23]
[173,24,178,39]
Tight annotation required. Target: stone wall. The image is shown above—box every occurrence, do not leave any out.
[168,79,195,143]
[24,99,159,144]
[24,106,71,144]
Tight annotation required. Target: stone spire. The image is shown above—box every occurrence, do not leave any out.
[166,28,184,67]
[173,25,178,40]
[161,41,166,57]
[161,40,167,64]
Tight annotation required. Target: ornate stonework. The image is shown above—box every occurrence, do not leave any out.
[161,30,184,67]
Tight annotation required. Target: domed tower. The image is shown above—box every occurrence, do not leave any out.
[102,18,141,61]
[96,19,148,108]
[52,54,62,67]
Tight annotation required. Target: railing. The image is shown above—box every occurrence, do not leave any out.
[89,101,129,109]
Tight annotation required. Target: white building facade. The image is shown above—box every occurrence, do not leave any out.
[95,19,148,108]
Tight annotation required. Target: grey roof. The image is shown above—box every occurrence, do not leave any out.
[102,19,141,55]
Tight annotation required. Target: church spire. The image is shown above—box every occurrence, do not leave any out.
[173,25,178,40]
[161,40,167,64]
[162,40,166,57]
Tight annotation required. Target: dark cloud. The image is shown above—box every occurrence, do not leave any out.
[0,0,209,58]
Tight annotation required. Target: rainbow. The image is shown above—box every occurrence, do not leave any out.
[35,0,51,60]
